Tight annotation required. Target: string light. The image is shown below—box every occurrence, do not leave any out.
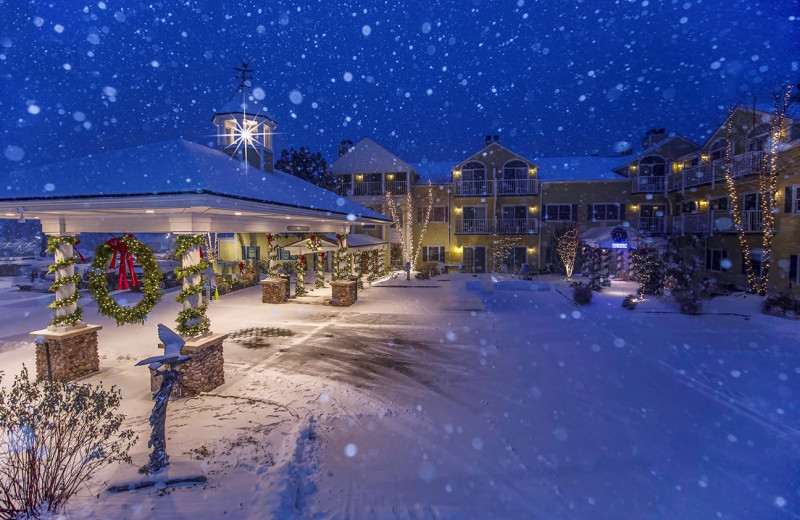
[385,181,434,270]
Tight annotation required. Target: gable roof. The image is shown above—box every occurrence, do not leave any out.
[1,139,388,221]
[613,135,701,173]
[454,141,536,170]
[329,137,415,175]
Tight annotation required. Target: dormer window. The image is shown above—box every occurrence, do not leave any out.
[746,124,771,152]
[638,155,666,176]
[709,138,728,161]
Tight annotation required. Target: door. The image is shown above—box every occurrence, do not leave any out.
[639,204,665,233]
[501,205,528,233]
[462,206,487,233]
[474,247,486,273]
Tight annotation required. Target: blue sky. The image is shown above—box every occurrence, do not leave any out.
[1,0,798,168]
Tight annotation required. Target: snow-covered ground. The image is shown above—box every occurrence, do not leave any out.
[0,274,798,519]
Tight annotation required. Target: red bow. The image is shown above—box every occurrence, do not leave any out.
[266,234,274,248]
[320,252,325,262]
[299,255,306,268]
[336,234,344,248]
[73,238,86,263]
[107,236,138,290]
[238,262,245,274]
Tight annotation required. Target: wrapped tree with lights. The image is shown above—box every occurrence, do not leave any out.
[556,226,580,279]
[386,181,434,271]
[491,234,523,272]
[630,243,663,298]
[722,85,794,295]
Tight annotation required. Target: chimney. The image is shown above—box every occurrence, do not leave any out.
[493,135,500,142]
[642,128,668,149]
[338,139,353,157]
[484,135,492,146]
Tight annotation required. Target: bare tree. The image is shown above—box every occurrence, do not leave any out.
[556,226,580,279]
[722,85,794,294]
[491,233,523,272]
[385,181,433,270]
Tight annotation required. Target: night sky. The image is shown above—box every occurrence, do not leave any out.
[1,0,798,170]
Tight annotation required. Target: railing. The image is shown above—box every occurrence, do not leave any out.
[350,181,385,196]
[496,179,538,195]
[497,218,538,235]
[384,180,408,195]
[712,151,764,181]
[454,180,492,196]
[710,210,763,233]
[632,176,666,193]
[682,165,714,189]
[672,213,712,235]
[637,217,666,234]
[454,218,494,234]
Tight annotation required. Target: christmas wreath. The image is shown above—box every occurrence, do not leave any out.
[88,234,163,326]
[611,226,628,243]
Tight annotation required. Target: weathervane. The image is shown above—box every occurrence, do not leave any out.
[136,324,190,474]
[234,57,255,88]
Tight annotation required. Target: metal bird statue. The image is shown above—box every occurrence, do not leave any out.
[136,324,190,474]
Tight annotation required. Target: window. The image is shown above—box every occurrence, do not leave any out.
[545,204,575,221]
[279,248,295,261]
[417,206,448,222]
[785,185,800,215]
[746,124,770,152]
[502,160,528,180]
[790,255,799,284]
[709,196,729,211]
[422,246,445,263]
[461,161,486,181]
[705,248,728,272]
[591,203,621,221]
[361,224,377,230]
[742,250,763,278]
[709,138,728,161]
[638,155,666,176]
[242,245,260,261]
[680,201,697,214]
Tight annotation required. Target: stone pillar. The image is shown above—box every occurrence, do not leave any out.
[260,279,288,303]
[330,280,357,307]
[54,238,77,320]
[150,333,227,397]
[29,325,102,381]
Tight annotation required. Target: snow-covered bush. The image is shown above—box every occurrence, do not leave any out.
[572,282,592,305]
[622,294,637,310]
[414,262,440,280]
[0,367,136,518]
[761,292,800,319]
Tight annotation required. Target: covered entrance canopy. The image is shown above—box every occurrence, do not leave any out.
[280,233,387,256]
[0,139,390,234]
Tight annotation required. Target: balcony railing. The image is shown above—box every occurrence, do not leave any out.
[672,213,712,235]
[708,210,763,233]
[384,180,408,195]
[682,165,714,189]
[454,180,493,197]
[496,179,538,195]
[454,218,495,234]
[637,216,666,234]
[632,176,666,194]
[497,218,538,235]
[712,151,764,181]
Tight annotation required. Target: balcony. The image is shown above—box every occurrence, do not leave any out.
[709,210,763,234]
[682,165,714,189]
[496,179,538,196]
[712,151,764,181]
[671,213,712,235]
[454,218,495,234]
[497,218,538,235]
[637,216,666,234]
[454,180,492,197]
[632,176,666,194]
[337,180,408,197]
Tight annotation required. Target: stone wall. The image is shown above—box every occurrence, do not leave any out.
[150,334,226,398]
[261,278,288,303]
[331,280,357,307]
[30,326,101,382]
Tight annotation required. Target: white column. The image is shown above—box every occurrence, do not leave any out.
[182,243,203,321]
[54,239,77,319]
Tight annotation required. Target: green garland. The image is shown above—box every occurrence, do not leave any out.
[332,233,349,281]
[295,255,307,296]
[45,236,83,327]
[306,236,326,288]
[174,234,211,337]
[88,235,163,326]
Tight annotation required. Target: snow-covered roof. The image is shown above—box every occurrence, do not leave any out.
[612,135,701,171]
[533,156,625,181]
[2,139,388,222]
[213,85,276,124]
[410,161,455,183]
[330,138,415,175]
[280,233,386,254]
